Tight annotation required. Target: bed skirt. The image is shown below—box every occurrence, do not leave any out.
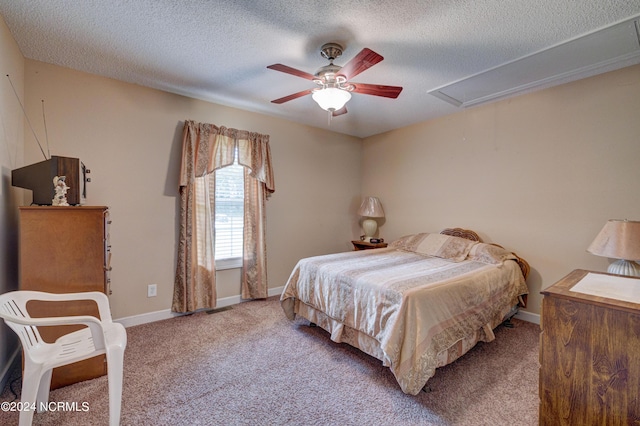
[292,298,507,391]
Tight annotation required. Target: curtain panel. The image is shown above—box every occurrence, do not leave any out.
[172,120,275,313]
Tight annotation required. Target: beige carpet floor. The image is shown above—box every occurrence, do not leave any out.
[1,296,540,425]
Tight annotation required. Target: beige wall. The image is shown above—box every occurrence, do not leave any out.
[0,14,24,384]
[362,64,640,316]
[21,60,363,320]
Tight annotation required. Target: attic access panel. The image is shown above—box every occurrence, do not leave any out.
[429,18,640,107]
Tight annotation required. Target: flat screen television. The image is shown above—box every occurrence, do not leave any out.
[11,156,89,205]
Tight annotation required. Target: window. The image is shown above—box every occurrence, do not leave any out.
[175,120,274,310]
[213,162,244,269]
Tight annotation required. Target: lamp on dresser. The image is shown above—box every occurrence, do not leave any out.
[358,196,385,242]
[587,219,640,277]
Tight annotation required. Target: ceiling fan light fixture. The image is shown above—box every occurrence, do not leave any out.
[268,44,401,116]
[312,87,352,111]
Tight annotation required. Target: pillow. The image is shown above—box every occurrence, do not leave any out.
[467,243,515,265]
[390,233,478,262]
[389,233,422,250]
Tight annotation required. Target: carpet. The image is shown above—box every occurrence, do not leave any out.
[0,296,540,425]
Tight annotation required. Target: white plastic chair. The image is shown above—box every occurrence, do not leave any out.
[0,290,126,426]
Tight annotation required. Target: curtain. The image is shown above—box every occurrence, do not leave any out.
[172,120,275,313]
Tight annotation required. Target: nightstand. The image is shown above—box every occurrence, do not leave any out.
[351,240,388,250]
[539,269,640,425]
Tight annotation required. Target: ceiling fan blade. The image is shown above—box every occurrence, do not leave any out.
[267,64,316,80]
[332,106,348,116]
[351,83,403,99]
[271,89,314,104]
[338,48,384,80]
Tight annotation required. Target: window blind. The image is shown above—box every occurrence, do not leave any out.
[214,163,244,260]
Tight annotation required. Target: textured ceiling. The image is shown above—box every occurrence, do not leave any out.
[1,1,639,138]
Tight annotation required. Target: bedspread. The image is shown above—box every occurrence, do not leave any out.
[280,248,528,394]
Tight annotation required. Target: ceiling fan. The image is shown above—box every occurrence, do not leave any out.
[267,43,403,117]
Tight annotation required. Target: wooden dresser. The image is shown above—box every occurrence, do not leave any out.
[19,206,112,389]
[539,269,640,425]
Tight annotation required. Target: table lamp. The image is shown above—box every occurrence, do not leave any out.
[358,196,385,242]
[587,219,640,277]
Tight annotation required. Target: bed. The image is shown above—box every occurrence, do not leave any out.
[280,228,530,395]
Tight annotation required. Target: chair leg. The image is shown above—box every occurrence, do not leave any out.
[36,369,53,412]
[106,348,124,426]
[18,365,43,426]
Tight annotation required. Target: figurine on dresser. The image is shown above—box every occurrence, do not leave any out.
[52,175,70,206]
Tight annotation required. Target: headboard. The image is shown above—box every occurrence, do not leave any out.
[440,227,481,242]
[440,227,530,280]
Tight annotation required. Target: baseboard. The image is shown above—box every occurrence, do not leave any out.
[514,310,540,325]
[0,348,21,392]
[116,286,285,328]
[116,286,540,328]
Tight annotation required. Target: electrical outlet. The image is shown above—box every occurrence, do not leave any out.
[147,284,157,298]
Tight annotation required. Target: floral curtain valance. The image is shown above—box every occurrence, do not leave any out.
[179,120,275,192]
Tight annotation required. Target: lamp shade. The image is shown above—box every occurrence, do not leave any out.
[312,87,351,111]
[358,196,385,218]
[587,219,640,260]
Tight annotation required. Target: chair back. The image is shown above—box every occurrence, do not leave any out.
[0,291,46,356]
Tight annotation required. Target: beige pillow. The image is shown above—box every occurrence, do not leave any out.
[389,233,422,250]
[391,233,478,262]
[468,243,515,265]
